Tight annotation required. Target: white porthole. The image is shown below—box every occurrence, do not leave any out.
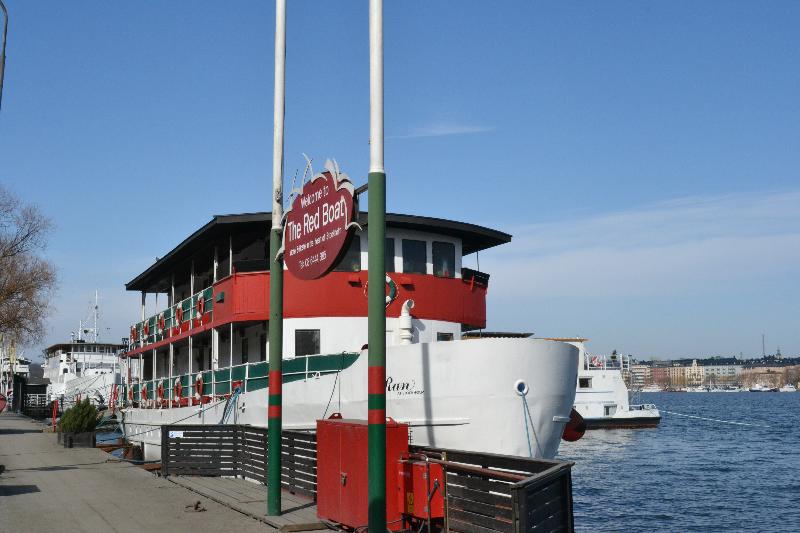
[514,379,529,396]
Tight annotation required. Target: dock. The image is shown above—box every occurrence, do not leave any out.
[0,413,325,532]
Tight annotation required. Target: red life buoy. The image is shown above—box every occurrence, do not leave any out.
[130,326,137,341]
[157,381,164,400]
[196,296,205,319]
[157,314,166,333]
[143,322,150,336]
[140,384,148,402]
[175,306,183,325]
[194,374,203,401]
[173,378,183,399]
[128,387,134,402]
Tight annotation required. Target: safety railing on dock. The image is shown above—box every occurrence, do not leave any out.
[160,424,317,499]
[159,423,574,533]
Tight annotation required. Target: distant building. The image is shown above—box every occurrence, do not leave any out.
[629,364,652,388]
[686,360,704,387]
[702,363,742,386]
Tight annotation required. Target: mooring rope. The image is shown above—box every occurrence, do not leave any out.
[521,395,544,458]
[661,409,771,428]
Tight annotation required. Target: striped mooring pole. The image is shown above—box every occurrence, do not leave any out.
[267,0,287,517]
[367,0,387,531]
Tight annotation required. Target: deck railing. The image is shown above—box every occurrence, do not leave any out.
[122,352,359,409]
[129,286,214,349]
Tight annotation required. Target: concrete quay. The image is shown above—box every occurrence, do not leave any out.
[0,413,279,533]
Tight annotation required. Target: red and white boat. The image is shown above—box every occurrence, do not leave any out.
[119,212,579,460]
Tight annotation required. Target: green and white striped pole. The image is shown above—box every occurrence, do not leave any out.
[367,0,387,531]
[267,0,286,517]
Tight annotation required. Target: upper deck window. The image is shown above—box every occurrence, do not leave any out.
[333,236,361,272]
[432,241,455,278]
[402,239,427,274]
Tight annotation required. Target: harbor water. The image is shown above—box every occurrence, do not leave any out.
[559,392,800,532]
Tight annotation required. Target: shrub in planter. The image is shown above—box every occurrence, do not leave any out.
[59,399,98,448]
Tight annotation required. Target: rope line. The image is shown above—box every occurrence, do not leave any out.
[661,409,771,428]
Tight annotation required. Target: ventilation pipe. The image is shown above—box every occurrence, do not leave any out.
[399,299,415,345]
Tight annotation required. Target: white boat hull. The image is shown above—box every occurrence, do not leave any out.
[122,338,579,460]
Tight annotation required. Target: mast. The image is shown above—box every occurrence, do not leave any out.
[367,1,387,531]
[267,0,286,516]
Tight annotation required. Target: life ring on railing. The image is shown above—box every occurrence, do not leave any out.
[363,275,398,308]
[174,306,183,325]
[196,296,205,319]
[130,326,137,341]
[140,384,148,403]
[590,356,602,367]
[143,322,150,337]
[194,374,203,401]
[173,378,183,400]
[157,314,166,333]
[156,381,165,401]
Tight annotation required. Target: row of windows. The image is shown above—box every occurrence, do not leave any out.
[294,329,454,357]
[334,237,456,278]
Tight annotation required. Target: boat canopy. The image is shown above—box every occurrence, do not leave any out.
[125,212,511,293]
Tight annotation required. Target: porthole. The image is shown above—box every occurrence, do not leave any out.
[514,379,529,396]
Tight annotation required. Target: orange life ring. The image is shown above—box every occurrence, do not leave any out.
[196,296,205,318]
[173,378,183,399]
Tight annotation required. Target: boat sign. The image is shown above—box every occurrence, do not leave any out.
[168,430,184,438]
[283,162,356,280]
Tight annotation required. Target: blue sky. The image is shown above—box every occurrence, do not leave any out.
[0,1,797,360]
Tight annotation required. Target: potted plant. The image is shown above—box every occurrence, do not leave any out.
[58,399,98,448]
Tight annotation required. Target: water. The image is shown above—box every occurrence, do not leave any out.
[558,392,800,532]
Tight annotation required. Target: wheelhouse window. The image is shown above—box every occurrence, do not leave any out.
[579,377,592,389]
[385,238,395,273]
[402,239,427,274]
[295,329,320,357]
[432,241,455,278]
[334,236,361,272]
[437,332,454,341]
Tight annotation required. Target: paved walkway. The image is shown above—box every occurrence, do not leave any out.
[0,413,278,532]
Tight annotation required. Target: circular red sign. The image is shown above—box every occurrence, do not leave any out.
[283,169,356,280]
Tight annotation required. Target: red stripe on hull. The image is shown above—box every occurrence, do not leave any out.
[127,271,486,356]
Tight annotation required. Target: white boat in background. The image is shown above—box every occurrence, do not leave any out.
[749,383,778,392]
[779,384,797,392]
[43,293,124,409]
[549,339,660,429]
[641,384,663,393]
[119,212,580,461]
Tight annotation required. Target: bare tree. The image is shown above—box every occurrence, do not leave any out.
[0,185,56,343]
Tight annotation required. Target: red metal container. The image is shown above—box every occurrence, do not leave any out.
[316,418,409,530]
[396,459,445,520]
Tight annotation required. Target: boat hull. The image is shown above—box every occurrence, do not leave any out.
[122,338,579,461]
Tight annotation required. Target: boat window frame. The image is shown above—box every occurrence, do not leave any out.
[295,329,321,357]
